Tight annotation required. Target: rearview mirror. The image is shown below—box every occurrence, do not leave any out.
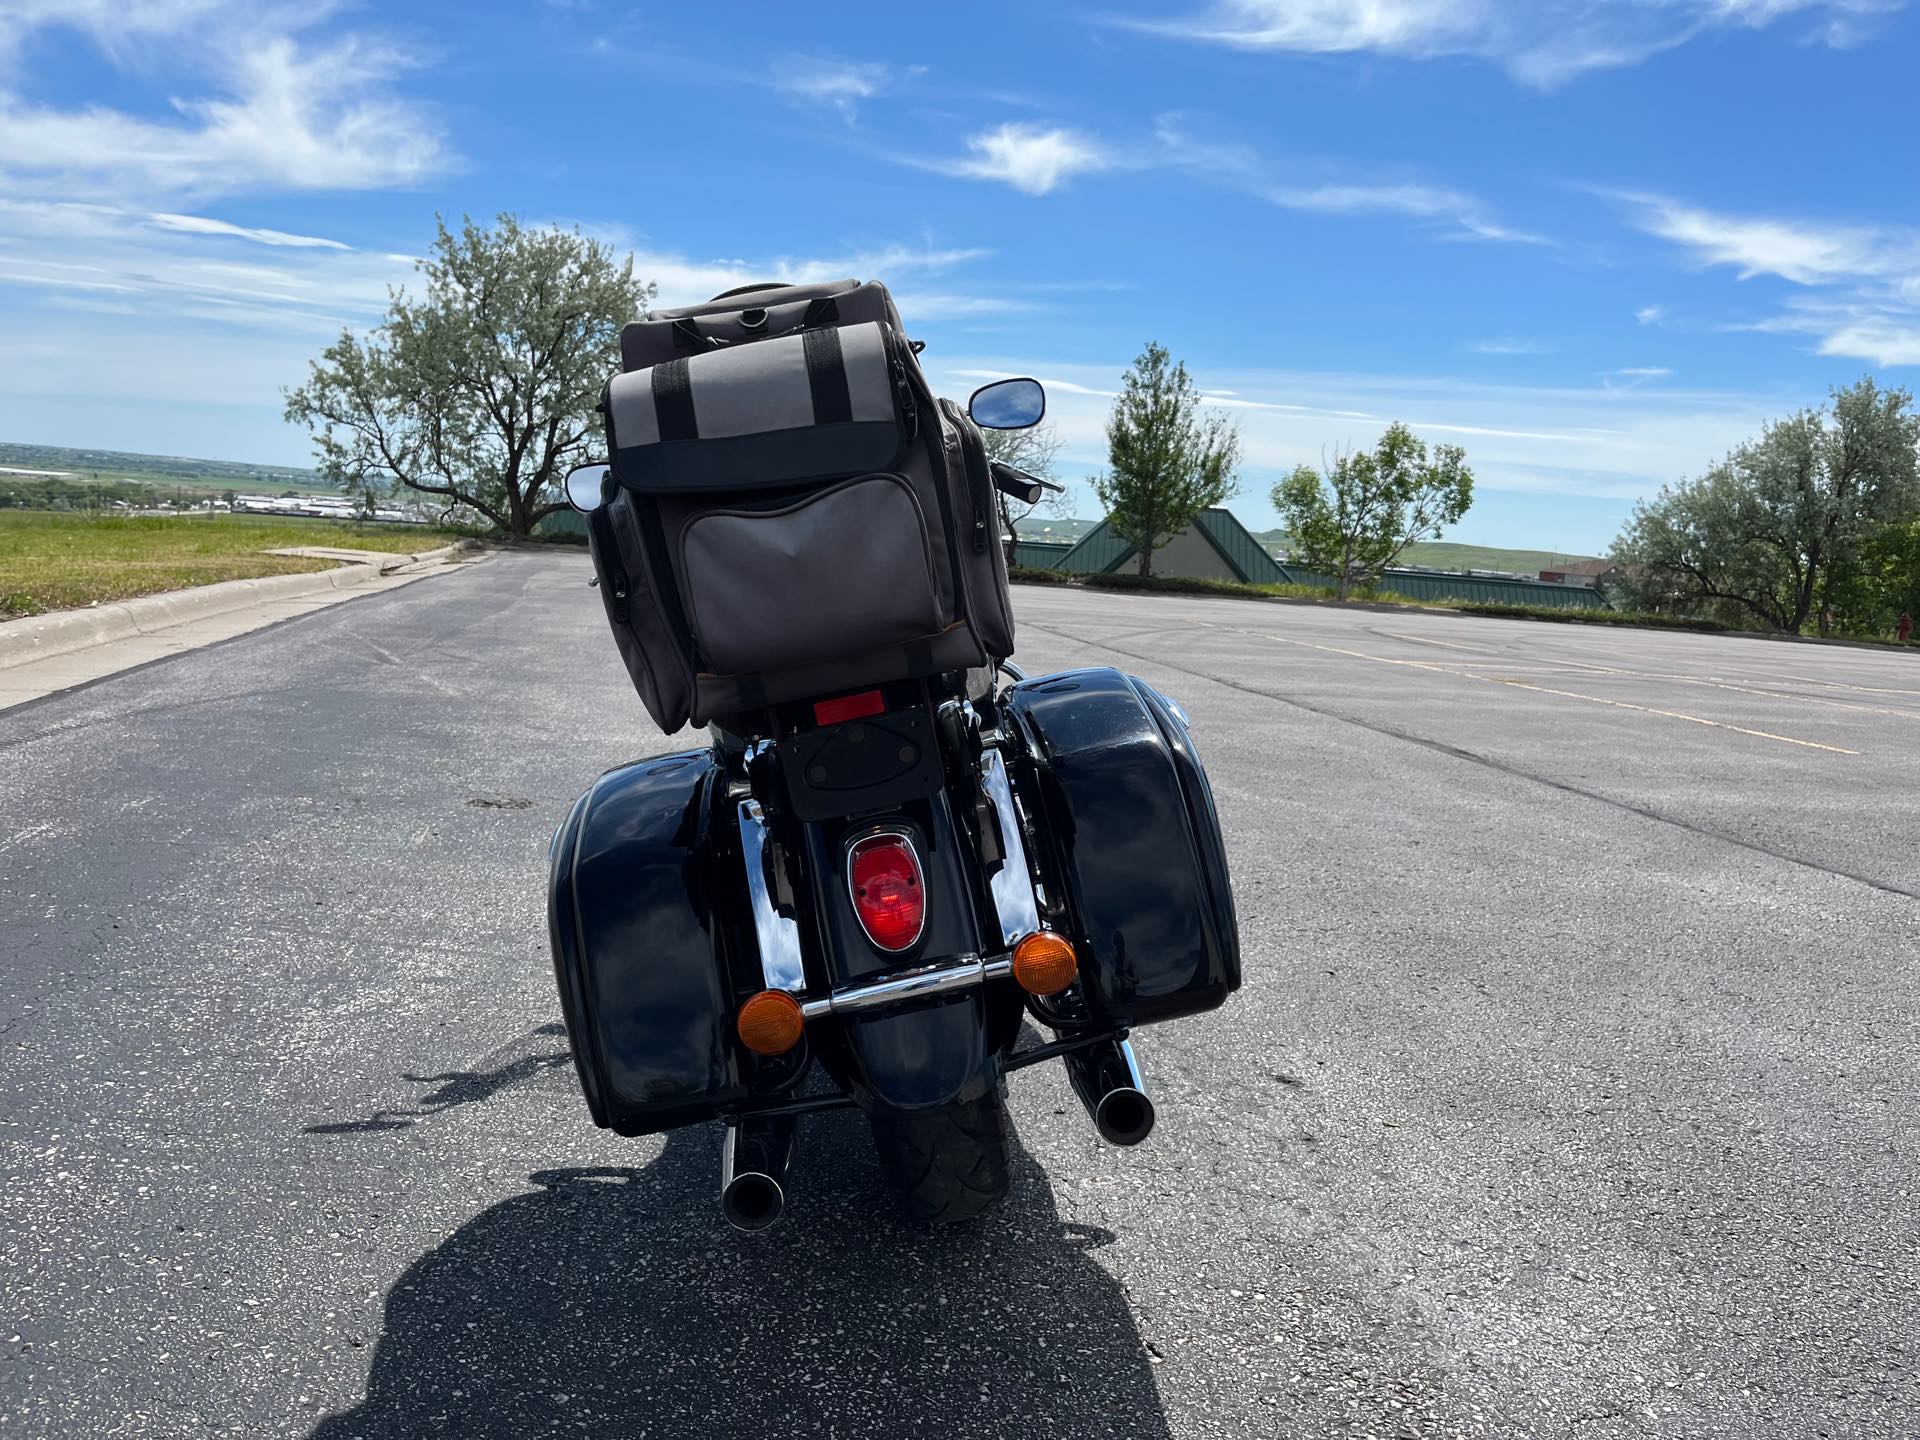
[564,462,611,513]
[968,377,1046,430]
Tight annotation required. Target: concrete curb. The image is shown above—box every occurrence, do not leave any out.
[0,541,477,671]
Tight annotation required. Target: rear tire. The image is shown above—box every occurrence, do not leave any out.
[868,1090,1011,1225]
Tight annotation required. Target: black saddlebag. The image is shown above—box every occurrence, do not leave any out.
[1002,667,1240,1026]
[547,748,751,1135]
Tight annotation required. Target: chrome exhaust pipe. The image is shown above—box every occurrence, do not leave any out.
[1063,1037,1156,1147]
[720,1114,795,1232]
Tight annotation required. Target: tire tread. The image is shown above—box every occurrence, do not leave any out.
[868,1092,1011,1225]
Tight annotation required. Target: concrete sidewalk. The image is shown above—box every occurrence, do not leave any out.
[0,541,486,709]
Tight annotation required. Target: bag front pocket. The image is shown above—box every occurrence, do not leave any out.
[676,474,945,676]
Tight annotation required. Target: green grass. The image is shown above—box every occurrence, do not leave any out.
[0,511,466,619]
[1249,533,1604,574]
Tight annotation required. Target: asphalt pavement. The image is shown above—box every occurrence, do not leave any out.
[2,549,1916,1438]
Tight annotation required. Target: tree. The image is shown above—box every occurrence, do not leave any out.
[979,420,1067,566]
[1272,422,1474,600]
[1611,378,1920,633]
[1093,343,1239,576]
[1817,516,1920,637]
[285,215,653,539]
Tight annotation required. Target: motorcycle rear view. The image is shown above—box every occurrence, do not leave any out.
[548,277,1241,1227]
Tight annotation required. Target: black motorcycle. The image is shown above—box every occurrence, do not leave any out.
[548,279,1240,1228]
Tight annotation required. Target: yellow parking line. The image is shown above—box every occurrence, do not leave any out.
[1468,675,1860,754]
[1222,627,1860,755]
[1708,669,1920,700]
[1505,657,1920,722]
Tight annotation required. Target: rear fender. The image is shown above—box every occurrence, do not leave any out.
[796,788,1016,1113]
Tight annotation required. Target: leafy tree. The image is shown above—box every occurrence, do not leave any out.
[1273,422,1474,600]
[979,419,1066,564]
[1825,517,1920,637]
[1093,343,1239,576]
[285,215,653,538]
[1611,378,1920,633]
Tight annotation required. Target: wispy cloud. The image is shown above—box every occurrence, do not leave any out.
[773,56,899,121]
[1610,189,1920,366]
[1635,304,1667,325]
[148,213,350,249]
[1612,190,1920,285]
[0,199,401,327]
[933,114,1546,244]
[583,240,1044,324]
[0,8,448,203]
[933,353,1791,516]
[1114,0,1906,87]
[940,123,1113,195]
[1604,366,1674,390]
[1470,337,1555,356]
[1264,180,1552,244]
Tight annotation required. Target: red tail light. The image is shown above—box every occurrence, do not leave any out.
[848,832,925,951]
[813,689,886,726]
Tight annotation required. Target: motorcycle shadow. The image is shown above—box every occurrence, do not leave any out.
[310,1112,1172,1440]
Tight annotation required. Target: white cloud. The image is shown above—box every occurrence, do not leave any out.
[148,213,350,249]
[0,10,448,203]
[1612,190,1920,367]
[1736,299,1920,366]
[1119,0,1906,88]
[1612,366,1673,378]
[1635,304,1667,325]
[1470,337,1555,355]
[774,57,894,120]
[1260,182,1548,244]
[1615,191,1920,284]
[1266,182,1469,217]
[943,124,1112,195]
[938,112,1547,244]
[622,242,995,310]
[0,199,408,333]
[1150,115,1547,244]
[930,352,1790,521]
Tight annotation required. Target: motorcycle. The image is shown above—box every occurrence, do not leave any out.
[548,289,1240,1229]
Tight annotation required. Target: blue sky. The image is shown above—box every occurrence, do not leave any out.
[3,0,1918,552]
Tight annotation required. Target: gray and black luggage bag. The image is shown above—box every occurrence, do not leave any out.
[584,279,1015,733]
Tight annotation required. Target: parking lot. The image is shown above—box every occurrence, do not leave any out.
[3,549,1915,1437]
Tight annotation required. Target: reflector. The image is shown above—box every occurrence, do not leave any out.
[736,989,805,1056]
[848,832,926,951]
[813,689,886,726]
[1012,931,1078,996]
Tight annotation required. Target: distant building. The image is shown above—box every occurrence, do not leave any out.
[1047,508,1288,584]
[1538,559,1618,589]
[1018,507,1608,609]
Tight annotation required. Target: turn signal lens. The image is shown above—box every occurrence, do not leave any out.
[848,833,926,951]
[736,989,805,1056]
[1012,931,1078,996]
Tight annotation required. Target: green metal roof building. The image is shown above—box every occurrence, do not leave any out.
[1029,507,1605,609]
[1045,508,1291,584]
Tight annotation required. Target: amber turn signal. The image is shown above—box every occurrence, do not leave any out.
[736,989,805,1056]
[1011,931,1078,996]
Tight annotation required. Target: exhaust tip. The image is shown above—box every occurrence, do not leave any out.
[1094,1087,1156,1147]
[722,1172,785,1232]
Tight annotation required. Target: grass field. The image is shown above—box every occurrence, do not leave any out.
[0,512,466,619]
